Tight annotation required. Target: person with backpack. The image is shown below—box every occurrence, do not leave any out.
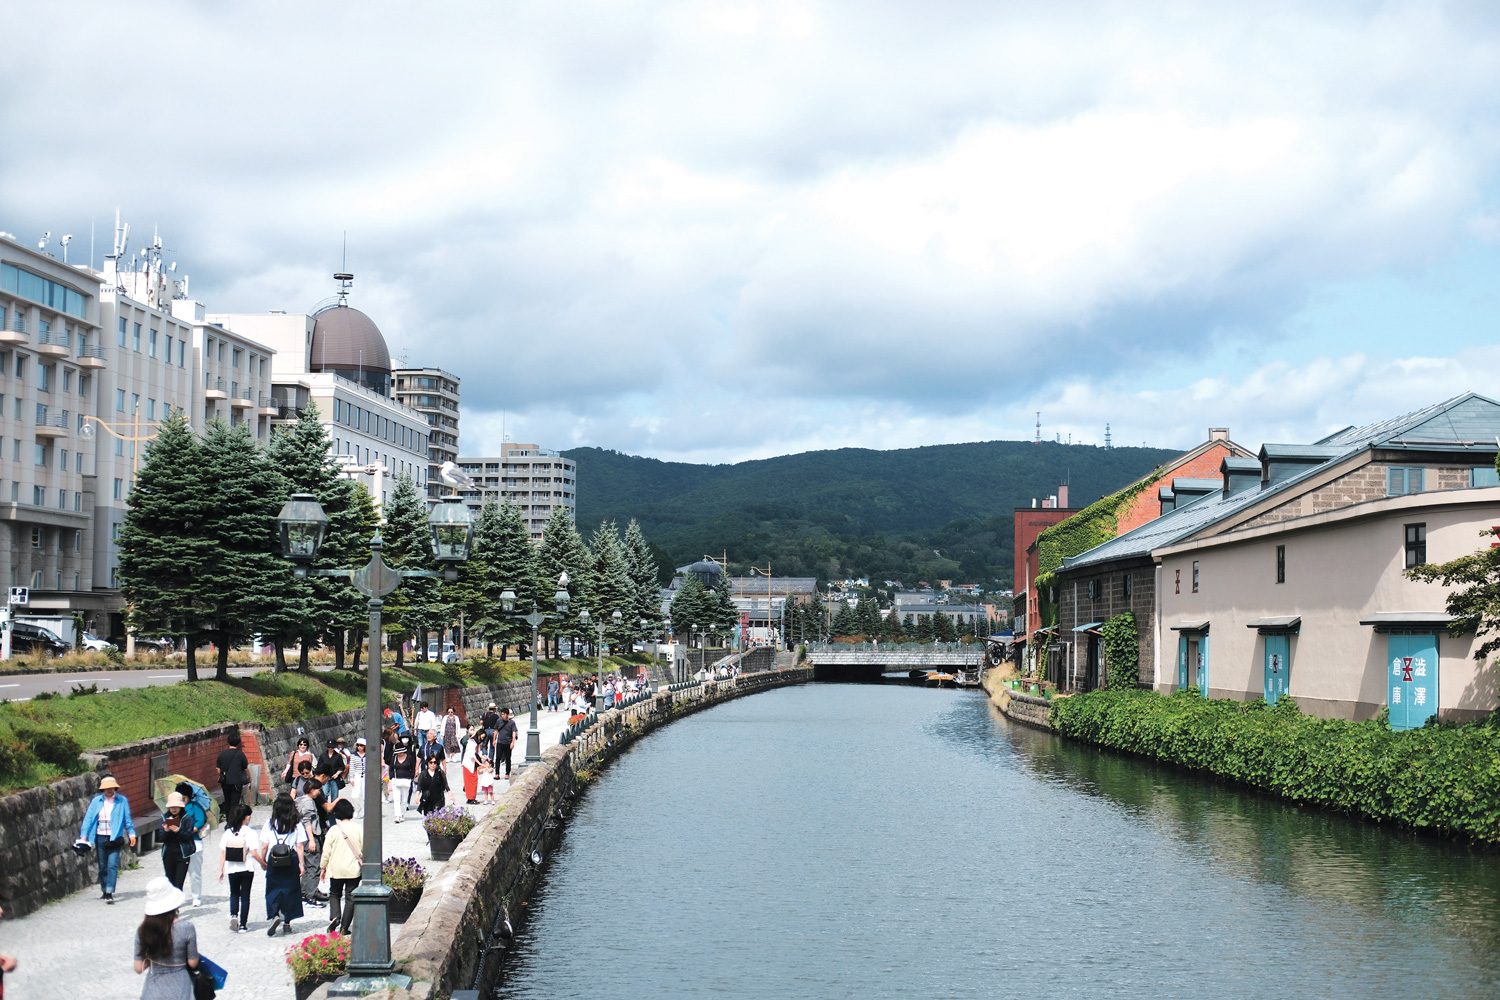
[216,803,259,933]
[258,792,305,936]
[174,782,210,907]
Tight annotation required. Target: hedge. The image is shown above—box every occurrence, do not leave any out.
[1051,688,1500,843]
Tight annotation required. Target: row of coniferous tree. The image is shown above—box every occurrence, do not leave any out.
[118,408,665,680]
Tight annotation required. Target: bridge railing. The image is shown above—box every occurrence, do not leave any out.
[806,642,979,653]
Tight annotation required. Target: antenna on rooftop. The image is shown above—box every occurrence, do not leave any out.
[334,270,354,307]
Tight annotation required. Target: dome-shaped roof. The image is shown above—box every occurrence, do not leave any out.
[310,306,391,374]
[683,559,725,584]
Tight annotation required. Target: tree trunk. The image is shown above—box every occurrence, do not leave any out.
[333,629,345,670]
[298,640,310,672]
[215,637,230,683]
[273,641,288,674]
[185,638,199,682]
[394,639,405,673]
[350,630,363,672]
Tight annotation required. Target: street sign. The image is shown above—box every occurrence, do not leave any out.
[8,587,28,606]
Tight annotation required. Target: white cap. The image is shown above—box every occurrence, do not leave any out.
[355,737,367,746]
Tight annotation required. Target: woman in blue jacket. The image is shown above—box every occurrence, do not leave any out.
[77,775,136,903]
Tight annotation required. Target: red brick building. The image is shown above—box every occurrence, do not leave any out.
[1114,429,1252,533]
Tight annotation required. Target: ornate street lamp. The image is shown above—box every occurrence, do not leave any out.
[579,608,622,710]
[276,494,472,993]
[499,572,570,764]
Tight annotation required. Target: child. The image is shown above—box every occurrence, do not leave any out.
[477,760,496,803]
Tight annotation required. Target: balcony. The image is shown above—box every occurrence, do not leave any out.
[75,345,106,369]
[231,384,255,409]
[35,330,70,358]
[34,406,69,438]
[205,377,228,401]
[0,317,26,345]
[257,392,279,416]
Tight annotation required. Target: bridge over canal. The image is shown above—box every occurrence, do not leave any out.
[805,642,986,681]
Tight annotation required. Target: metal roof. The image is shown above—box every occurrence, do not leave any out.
[1358,612,1461,631]
[1246,616,1301,632]
[1059,393,1500,574]
[1171,478,1220,492]
[1170,620,1210,632]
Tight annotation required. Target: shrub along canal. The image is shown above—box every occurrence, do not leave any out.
[495,683,1500,998]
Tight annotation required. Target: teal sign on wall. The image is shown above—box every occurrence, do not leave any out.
[1177,635,1188,691]
[1387,632,1438,730]
[1198,634,1210,698]
[1263,634,1290,706]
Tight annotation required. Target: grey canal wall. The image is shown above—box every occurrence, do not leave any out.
[356,667,813,1000]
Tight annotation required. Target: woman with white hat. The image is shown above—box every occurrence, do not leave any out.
[76,774,136,904]
[133,875,198,999]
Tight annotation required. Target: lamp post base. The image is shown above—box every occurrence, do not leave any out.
[524,726,542,764]
[328,972,413,997]
[344,881,395,978]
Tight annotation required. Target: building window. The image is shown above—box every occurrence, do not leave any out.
[62,369,71,392]
[1087,579,1099,600]
[1122,573,1132,598]
[73,491,80,511]
[1192,560,1200,593]
[29,526,40,547]
[1388,467,1425,495]
[118,318,127,347]
[57,489,65,509]
[116,388,126,412]
[149,329,158,358]
[131,393,139,414]
[59,448,67,469]
[30,570,41,590]
[147,398,156,419]
[1276,545,1286,584]
[1471,467,1500,488]
[165,335,173,363]
[31,485,42,506]
[132,323,141,352]
[1405,523,1427,568]
[13,356,22,382]
[113,477,123,500]
[33,443,44,466]
[232,348,242,369]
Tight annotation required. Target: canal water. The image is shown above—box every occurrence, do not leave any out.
[497,683,1500,999]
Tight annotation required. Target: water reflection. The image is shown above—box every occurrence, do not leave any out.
[496,684,1500,1000]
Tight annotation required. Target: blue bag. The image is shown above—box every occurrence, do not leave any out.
[200,955,228,989]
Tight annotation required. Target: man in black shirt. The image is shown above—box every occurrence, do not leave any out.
[215,732,250,818]
[481,702,499,742]
[494,708,518,779]
[318,740,347,792]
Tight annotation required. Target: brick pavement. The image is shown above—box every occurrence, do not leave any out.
[2,705,574,1000]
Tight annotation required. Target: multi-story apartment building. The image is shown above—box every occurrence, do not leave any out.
[0,233,102,616]
[456,444,577,540]
[210,290,431,506]
[393,367,459,497]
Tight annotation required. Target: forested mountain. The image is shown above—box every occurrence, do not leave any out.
[564,440,1181,588]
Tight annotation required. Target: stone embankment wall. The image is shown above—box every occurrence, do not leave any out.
[0,676,571,918]
[982,667,1057,732]
[365,668,813,1000]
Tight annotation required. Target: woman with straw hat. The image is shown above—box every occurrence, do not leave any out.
[133,876,198,999]
[76,775,136,904]
[158,792,198,891]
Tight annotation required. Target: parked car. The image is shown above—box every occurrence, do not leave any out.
[426,640,459,664]
[79,632,116,652]
[9,622,69,657]
[134,636,176,654]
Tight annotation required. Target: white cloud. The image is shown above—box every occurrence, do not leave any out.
[3,1,1500,462]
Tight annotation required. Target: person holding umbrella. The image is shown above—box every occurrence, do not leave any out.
[76,775,136,904]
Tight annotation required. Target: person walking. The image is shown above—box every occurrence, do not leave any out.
[294,779,326,908]
[546,676,560,712]
[0,900,19,994]
[388,745,416,823]
[481,703,499,743]
[133,876,198,1000]
[282,737,315,787]
[414,701,437,737]
[318,740,347,794]
[174,783,208,907]
[416,756,449,816]
[346,738,369,819]
[461,729,480,804]
[215,733,249,820]
[158,793,198,891]
[77,775,136,904]
[258,793,305,937]
[217,803,258,933]
[319,799,362,935]
[494,708,518,781]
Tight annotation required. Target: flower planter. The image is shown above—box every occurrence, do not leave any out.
[295,976,338,1000]
[428,832,463,861]
[387,889,422,923]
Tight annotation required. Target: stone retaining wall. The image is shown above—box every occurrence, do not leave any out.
[356,667,814,1000]
[982,668,1057,732]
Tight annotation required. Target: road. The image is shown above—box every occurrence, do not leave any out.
[0,663,282,700]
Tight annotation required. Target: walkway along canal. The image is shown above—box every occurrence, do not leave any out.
[495,683,1500,999]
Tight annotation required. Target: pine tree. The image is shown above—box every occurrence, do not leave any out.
[669,576,711,638]
[342,484,380,669]
[710,576,739,644]
[465,496,505,656]
[118,412,215,682]
[533,507,590,657]
[856,596,882,638]
[831,601,857,637]
[380,472,440,668]
[490,499,538,656]
[588,521,635,650]
[198,419,294,681]
[622,519,661,629]
[934,611,957,642]
[915,613,934,641]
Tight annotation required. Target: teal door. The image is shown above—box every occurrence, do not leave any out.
[1177,634,1188,691]
[1388,632,1439,730]
[1198,634,1210,698]
[1263,634,1290,706]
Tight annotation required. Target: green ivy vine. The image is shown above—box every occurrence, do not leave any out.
[1101,611,1139,689]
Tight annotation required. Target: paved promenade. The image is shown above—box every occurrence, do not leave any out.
[2,705,575,1000]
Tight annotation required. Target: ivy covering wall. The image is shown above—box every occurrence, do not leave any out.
[1052,689,1500,843]
[1101,611,1139,689]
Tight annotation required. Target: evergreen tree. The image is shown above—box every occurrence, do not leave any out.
[883,607,906,642]
[464,496,505,656]
[915,613,934,641]
[622,519,661,628]
[934,611,957,642]
[341,484,380,670]
[831,601,857,637]
[117,412,215,682]
[902,613,915,638]
[380,472,441,668]
[709,576,739,644]
[588,521,635,650]
[489,499,538,656]
[669,576,712,638]
[856,596,882,637]
[198,419,294,681]
[533,507,590,657]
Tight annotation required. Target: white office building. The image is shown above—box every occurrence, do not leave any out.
[456,444,577,540]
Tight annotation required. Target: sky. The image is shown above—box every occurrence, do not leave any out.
[3,1,1500,463]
